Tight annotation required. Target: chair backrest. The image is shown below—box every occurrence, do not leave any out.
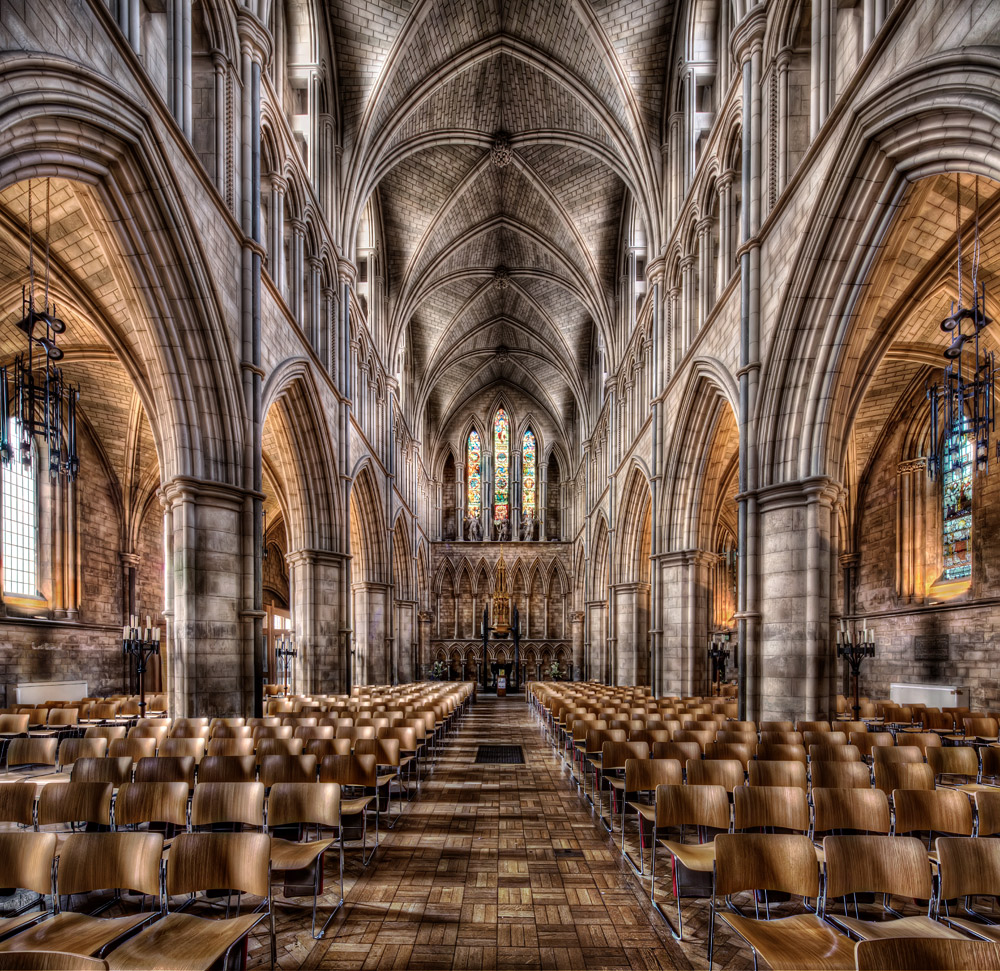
[922,711,956,732]
[714,731,757,746]
[304,738,353,759]
[803,731,846,748]
[354,737,401,767]
[57,737,108,769]
[809,743,862,763]
[704,742,753,766]
[977,790,1000,836]
[758,731,803,746]
[624,758,681,792]
[253,725,294,742]
[672,729,714,751]
[165,832,270,898]
[685,758,744,792]
[129,725,169,744]
[206,737,255,758]
[583,728,627,753]
[159,737,207,761]
[758,721,794,733]
[0,713,30,734]
[266,782,340,829]
[254,737,305,759]
[850,731,894,757]
[258,754,318,787]
[733,785,810,833]
[964,716,999,738]
[379,726,418,752]
[319,753,377,787]
[873,761,934,793]
[0,831,57,895]
[209,725,253,739]
[84,726,127,743]
[823,834,933,901]
[108,737,158,763]
[754,743,807,764]
[872,744,923,765]
[892,788,973,837]
[169,719,209,738]
[114,781,190,828]
[56,832,162,897]
[190,781,265,829]
[937,836,1000,900]
[713,833,819,898]
[726,721,757,734]
[748,759,807,791]
[795,720,831,734]
[197,755,257,784]
[7,738,59,768]
[0,781,37,826]
[926,745,978,781]
[812,787,890,835]
[37,781,113,827]
[902,732,942,755]
[654,783,730,830]
[71,756,133,787]
[810,760,872,789]
[134,756,196,786]
[855,938,1000,971]
[47,708,79,727]
[600,741,649,772]
[294,725,334,740]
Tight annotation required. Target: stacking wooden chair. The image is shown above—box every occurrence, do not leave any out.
[190,782,265,832]
[197,755,257,784]
[36,783,112,836]
[796,720,831,735]
[596,741,649,831]
[83,727,126,745]
[704,741,753,766]
[159,737,207,762]
[304,738,352,759]
[755,742,808,765]
[318,755,379,864]
[168,719,209,738]
[4,739,58,777]
[0,782,38,832]
[0,832,162,958]
[809,743,862,763]
[873,761,934,794]
[253,725,294,744]
[811,761,872,790]
[580,728,626,801]
[127,725,168,747]
[963,716,1000,744]
[871,744,923,766]
[70,758,133,789]
[255,737,305,761]
[648,783,731,941]
[102,832,274,971]
[379,726,420,793]
[936,836,1000,942]
[266,782,343,939]
[708,833,854,970]
[899,732,942,757]
[620,758,682,862]
[812,787,890,837]
[0,832,56,940]
[55,739,108,774]
[685,759,744,793]
[803,731,847,748]
[133,756,196,787]
[113,781,190,836]
[855,938,1000,971]
[837,721,867,736]
[294,725,334,741]
[749,759,808,790]
[107,737,157,765]
[850,732,894,763]
[673,729,715,753]
[258,754,318,788]
[976,789,1000,836]
[206,737,254,758]
[927,745,979,788]
[651,741,701,773]
[759,721,794,733]
[892,788,973,843]
[733,785,810,836]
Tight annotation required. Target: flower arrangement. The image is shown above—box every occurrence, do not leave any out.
[431,659,446,680]
[549,660,561,681]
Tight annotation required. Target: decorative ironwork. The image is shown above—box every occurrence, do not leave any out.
[0,181,80,481]
[122,615,161,719]
[836,619,875,722]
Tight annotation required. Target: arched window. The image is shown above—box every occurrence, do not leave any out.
[942,419,973,581]
[493,408,509,524]
[522,429,536,520]
[466,430,481,518]
[2,420,37,597]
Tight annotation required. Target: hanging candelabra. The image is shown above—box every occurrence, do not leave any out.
[927,175,997,482]
[0,180,80,480]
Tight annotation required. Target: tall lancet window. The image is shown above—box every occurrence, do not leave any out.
[493,407,509,523]
[522,429,536,519]
[942,418,973,581]
[2,419,38,597]
[466,430,482,518]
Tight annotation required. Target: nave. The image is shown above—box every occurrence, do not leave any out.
[273,695,699,971]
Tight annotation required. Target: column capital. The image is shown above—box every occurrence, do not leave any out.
[730,5,767,66]
[237,9,272,66]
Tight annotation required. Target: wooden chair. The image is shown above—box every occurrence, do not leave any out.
[963,717,999,744]
[103,832,274,971]
[796,720,831,735]
[897,732,942,756]
[36,783,112,834]
[823,834,965,942]
[855,938,1000,971]
[648,784,731,941]
[294,725,334,741]
[871,744,923,766]
[70,758,133,788]
[709,833,854,970]
[892,788,973,841]
[5,739,58,777]
[318,755,379,864]
[673,729,715,752]
[704,742,753,766]
[168,719,209,738]
[651,741,701,772]
[749,760,808,791]
[83,727,126,745]
[0,782,38,831]
[873,761,934,794]
[209,724,252,740]
[258,754,318,788]
[197,755,257,784]
[733,785,810,834]
[976,789,1000,836]
[0,832,56,941]
[55,739,108,773]
[107,738,157,765]
[596,741,649,831]
[759,721,794,733]
[837,721,867,736]
[127,725,168,746]
[254,737,305,760]
[113,781,190,834]
[190,782,264,831]
[810,744,862,763]
[133,756,195,787]
[266,782,342,938]
[620,758,682,862]
[804,731,847,748]
[304,738,352,759]
[759,731,804,747]
[0,950,108,970]
[755,742,808,765]
[811,761,872,790]
[850,732,894,762]
[159,738,207,762]
[206,737,254,758]
[686,759,744,793]
[579,729,627,800]
[926,745,979,787]
[0,832,162,958]
[253,725,294,743]
[936,836,1000,943]
[812,788,891,837]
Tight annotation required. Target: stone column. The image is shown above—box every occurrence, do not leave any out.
[353,581,389,686]
[776,51,791,193]
[268,176,286,290]
[286,548,346,693]
[680,254,696,345]
[697,217,713,324]
[717,174,734,284]
[289,219,306,323]
[307,256,322,349]
[571,611,585,681]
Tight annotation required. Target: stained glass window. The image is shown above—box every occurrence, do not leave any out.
[2,419,37,597]
[522,429,536,519]
[942,418,973,581]
[466,430,481,518]
[493,408,509,522]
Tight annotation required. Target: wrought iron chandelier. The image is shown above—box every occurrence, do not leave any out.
[927,175,997,481]
[0,180,80,480]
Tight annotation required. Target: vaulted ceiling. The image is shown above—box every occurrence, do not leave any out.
[329,0,674,449]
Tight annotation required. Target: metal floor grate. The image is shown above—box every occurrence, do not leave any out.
[475,744,525,764]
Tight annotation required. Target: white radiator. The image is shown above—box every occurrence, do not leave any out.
[890,682,969,709]
[15,680,88,705]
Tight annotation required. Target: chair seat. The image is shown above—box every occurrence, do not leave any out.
[341,795,374,815]
[660,838,716,872]
[829,914,968,942]
[627,801,655,821]
[104,911,264,971]
[719,911,855,971]
[375,773,396,788]
[0,910,154,957]
[607,778,625,791]
[270,837,334,872]
[950,782,1000,794]
[944,918,1000,943]
[0,912,47,941]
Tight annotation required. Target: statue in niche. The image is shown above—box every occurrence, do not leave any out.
[520,511,535,541]
[466,514,482,541]
[494,518,510,542]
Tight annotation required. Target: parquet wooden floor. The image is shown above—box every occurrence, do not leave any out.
[255,695,757,970]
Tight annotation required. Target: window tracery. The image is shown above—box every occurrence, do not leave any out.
[466,430,481,519]
[493,408,509,524]
[942,418,973,581]
[522,429,536,520]
[2,419,37,597]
